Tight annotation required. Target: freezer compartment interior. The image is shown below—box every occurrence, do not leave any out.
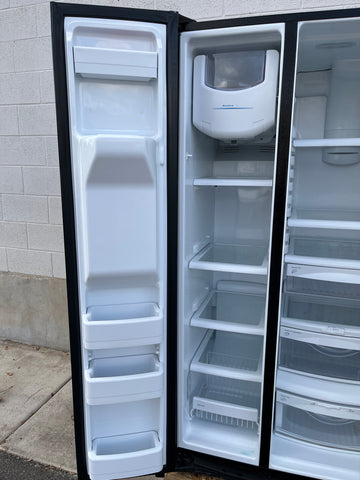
[178,22,284,466]
[279,336,360,382]
[191,289,266,334]
[282,292,360,336]
[189,373,261,429]
[275,397,360,451]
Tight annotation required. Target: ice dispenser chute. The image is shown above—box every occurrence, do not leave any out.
[192,50,279,142]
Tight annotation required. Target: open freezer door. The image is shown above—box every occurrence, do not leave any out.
[51,3,179,479]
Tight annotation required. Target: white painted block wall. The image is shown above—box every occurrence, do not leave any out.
[1,0,360,279]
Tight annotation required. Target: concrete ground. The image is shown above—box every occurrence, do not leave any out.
[0,339,76,474]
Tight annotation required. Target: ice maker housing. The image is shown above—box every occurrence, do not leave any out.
[193,49,279,141]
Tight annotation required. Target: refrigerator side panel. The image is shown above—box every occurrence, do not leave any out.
[55,11,168,480]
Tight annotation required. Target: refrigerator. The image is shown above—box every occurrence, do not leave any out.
[50,3,360,480]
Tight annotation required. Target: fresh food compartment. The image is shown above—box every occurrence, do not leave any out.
[279,336,360,382]
[189,373,260,431]
[85,353,163,405]
[282,292,360,337]
[191,289,265,334]
[191,330,263,382]
[83,302,163,349]
[275,391,360,451]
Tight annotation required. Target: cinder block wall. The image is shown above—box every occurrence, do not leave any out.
[0,0,359,350]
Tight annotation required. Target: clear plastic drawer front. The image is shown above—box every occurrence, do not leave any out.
[275,392,360,451]
[279,336,360,382]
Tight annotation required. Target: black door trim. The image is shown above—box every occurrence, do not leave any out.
[259,20,297,468]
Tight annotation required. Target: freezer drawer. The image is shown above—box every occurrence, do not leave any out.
[275,391,360,451]
[279,334,360,382]
[282,292,360,337]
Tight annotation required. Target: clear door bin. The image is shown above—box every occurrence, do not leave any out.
[275,391,360,451]
[83,303,163,349]
[88,398,162,479]
[89,431,162,480]
[85,354,163,404]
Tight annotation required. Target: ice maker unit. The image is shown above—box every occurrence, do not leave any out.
[193,49,279,142]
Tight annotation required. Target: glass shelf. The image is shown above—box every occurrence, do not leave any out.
[293,138,360,148]
[191,290,265,335]
[191,330,263,382]
[189,243,268,275]
[193,177,272,187]
[288,209,360,231]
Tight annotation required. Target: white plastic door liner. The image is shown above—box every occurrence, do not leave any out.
[64,17,167,480]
